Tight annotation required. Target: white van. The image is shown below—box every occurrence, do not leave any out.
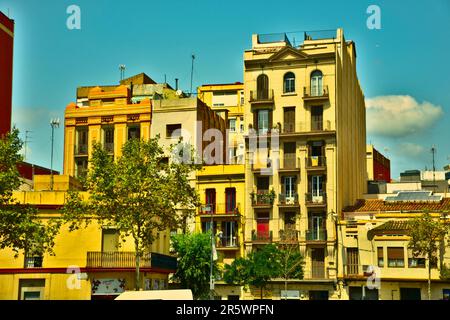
[114,289,193,300]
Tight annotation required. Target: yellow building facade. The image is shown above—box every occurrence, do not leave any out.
[0,176,174,300]
[339,193,450,300]
[242,29,366,299]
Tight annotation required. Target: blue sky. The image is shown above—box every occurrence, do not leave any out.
[1,0,449,178]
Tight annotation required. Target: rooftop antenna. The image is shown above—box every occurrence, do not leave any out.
[431,145,436,193]
[119,64,126,81]
[50,119,60,191]
[24,130,32,161]
[190,54,195,96]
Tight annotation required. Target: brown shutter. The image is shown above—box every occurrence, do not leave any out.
[388,247,404,260]
[269,110,273,130]
[253,111,258,130]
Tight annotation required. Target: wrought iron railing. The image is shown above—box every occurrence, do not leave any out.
[249,89,274,102]
[305,192,327,205]
[86,251,151,268]
[199,203,240,215]
[303,85,329,98]
[278,193,299,205]
[251,190,275,206]
[305,229,327,241]
[252,230,273,242]
[305,156,327,168]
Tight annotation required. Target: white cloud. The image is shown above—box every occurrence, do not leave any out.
[366,95,444,137]
[394,142,426,158]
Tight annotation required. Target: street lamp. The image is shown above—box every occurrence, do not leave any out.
[50,118,60,190]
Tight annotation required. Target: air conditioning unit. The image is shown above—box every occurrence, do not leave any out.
[286,197,295,205]
[312,195,323,203]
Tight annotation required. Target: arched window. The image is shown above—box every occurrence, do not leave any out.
[310,70,323,96]
[283,72,295,93]
[256,74,269,100]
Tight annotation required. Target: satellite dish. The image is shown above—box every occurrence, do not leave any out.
[176,89,183,96]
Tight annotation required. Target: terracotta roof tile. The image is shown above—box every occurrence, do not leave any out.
[344,198,450,213]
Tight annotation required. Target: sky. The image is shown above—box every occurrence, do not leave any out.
[1,0,449,179]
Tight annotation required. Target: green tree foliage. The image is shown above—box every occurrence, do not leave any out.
[0,128,60,257]
[408,212,449,300]
[63,137,201,290]
[224,244,304,299]
[170,232,219,299]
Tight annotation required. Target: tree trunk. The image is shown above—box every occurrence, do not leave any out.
[135,240,141,291]
[428,260,432,300]
[284,274,287,300]
[260,286,263,299]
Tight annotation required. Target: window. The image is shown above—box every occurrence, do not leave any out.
[257,177,269,191]
[229,118,236,132]
[239,117,244,132]
[377,247,384,267]
[408,250,426,268]
[257,110,269,134]
[102,229,119,252]
[311,107,323,131]
[19,279,45,300]
[283,72,295,93]
[387,247,405,267]
[240,91,244,106]
[310,70,323,96]
[103,127,114,154]
[76,127,88,155]
[75,158,88,178]
[128,125,140,140]
[24,252,43,268]
[166,124,182,138]
[256,74,269,100]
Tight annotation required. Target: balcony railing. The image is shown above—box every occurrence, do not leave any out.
[305,156,327,169]
[217,236,239,248]
[75,144,88,156]
[278,193,299,205]
[24,256,43,268]
[279,229,299,242]
[303,85,329,99]
[305,229,327,241]
[302,269,328,280]
[280,154,300,170]
[251,190,274,206]
[86,251,151,268]
[305,192,327,205]
[104,142,114,154]
[199,203,240,215]
[249,89,274,103]
[252,230,273,242]
[279,121,332,133]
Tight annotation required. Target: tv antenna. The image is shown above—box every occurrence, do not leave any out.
[119,64,126,81]
[24,130,32,161]
[431,145,436,193]
[190,54,195,96]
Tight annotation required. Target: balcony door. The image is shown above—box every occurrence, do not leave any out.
[310,70,323,96]
[223,221,237,247]
[284,142,296,168]
[256,212,270,239]
[311,107,323,131]
[309,213,325,239]
[102,229,118,252]
[311,176,324,202]
[205,188,216,214]
[311,248,325,278]
[225,188,236,213]
[257,74,269,100]
[283,107,295,133]
[283,176,297,202]
[346,248,359,275]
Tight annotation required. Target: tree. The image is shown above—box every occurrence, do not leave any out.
[170,232,220,299]
[63,137,200,290]
[224,244,283,299]
[408,212,449,300]
[0,128,60,257]
[277,239,304,299]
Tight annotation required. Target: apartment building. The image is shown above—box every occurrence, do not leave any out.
[242,29,366,299]
[198,83,245,164]
[366,145,391,182]
[341,191,450,300]
[0,11,14,137]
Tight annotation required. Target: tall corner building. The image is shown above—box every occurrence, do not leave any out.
[243,29,366,299]
[0,11,14,137]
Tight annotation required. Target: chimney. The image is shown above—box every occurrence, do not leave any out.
[175,78,179,90]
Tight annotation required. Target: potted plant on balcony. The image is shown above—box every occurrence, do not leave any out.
[269,188,276,205]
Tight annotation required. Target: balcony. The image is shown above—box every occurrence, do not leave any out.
[75,144,88,156]
[199,203,241,215]
[279,229,299,243]
[86,251,177,271]
[305,229,327,241]
[279,155,300,172]
[345,264,373,278]
[303,85,329,101]
[249,89,274,104]
[305,192,327,206]
[104,142,114,154]
[251,190,275,207]
[305,156,327,170]
[278,193,299,206]
[217,236,239,249]
[252,230,273,243]
[278,121,332,135]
